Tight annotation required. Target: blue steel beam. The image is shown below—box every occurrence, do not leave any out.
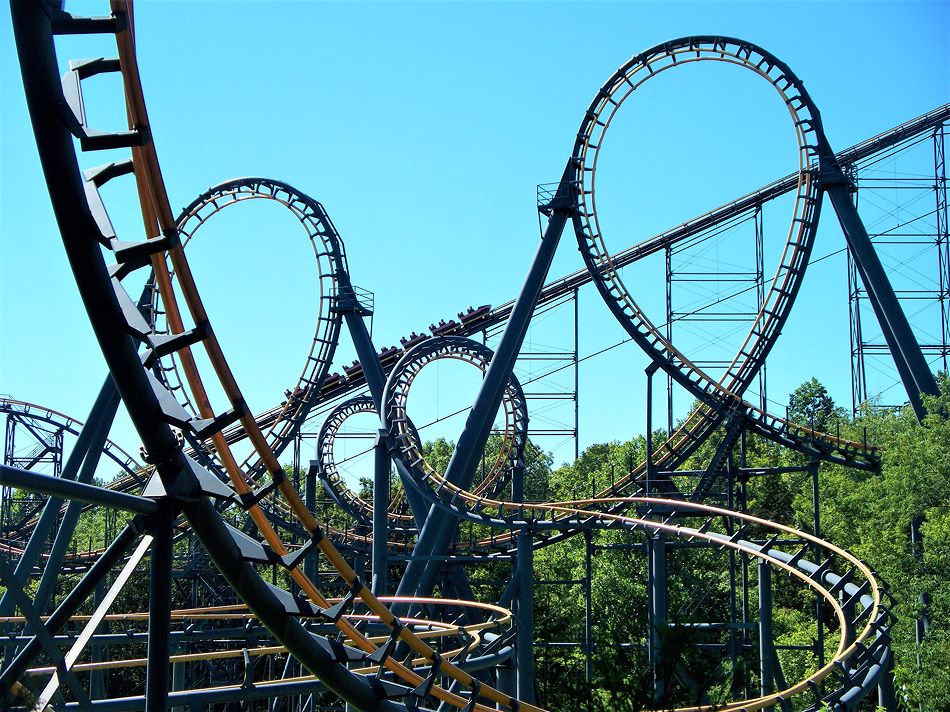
[395,165,575,607]
[145,503,175,712]
[0,464,158,515]
[758,561,774,699]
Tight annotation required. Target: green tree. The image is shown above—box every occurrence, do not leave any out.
[788,377,844,432]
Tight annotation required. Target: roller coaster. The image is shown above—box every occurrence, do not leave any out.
[1,1,947,710]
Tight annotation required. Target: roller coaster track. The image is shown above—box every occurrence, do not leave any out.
[147,177,349,478]
[215,103,947,471]
[316,340,528,529]
[51,100,949,513]
[3,4,909,710]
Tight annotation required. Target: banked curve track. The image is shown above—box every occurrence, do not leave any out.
[6,3,894,711]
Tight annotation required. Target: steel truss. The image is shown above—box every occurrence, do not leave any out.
[848,124,950,411]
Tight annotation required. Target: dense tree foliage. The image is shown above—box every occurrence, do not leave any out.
[2,377,948,710]
[520,376,950,710]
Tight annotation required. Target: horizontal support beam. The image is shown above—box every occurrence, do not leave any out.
[58,645,514,711]
[0,465,158,515]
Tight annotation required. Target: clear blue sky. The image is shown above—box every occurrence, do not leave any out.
[1,1,948,470]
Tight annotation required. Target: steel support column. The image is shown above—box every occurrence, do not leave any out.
[371,430,389,596]
[648,532,668,702]
[516,529,536,704]
[574,286,581,461]
[727,467,740,694]
[171,652,186,712]
[878,655,898,711]
[584,531,594,712]
[497,661,517,706]
[510,455,535,703]
[665,245,674,435]
[90,579,107,701]
[811,460,824,671]
[935,126,949,371]
[848,243,867,412]
[754,206,767,411]
[146,503,174,712]
[846,164,869,413]
[758,561,775,707]
[912,513,929,674]
[305,464,318,583]
[645,362,659,491]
